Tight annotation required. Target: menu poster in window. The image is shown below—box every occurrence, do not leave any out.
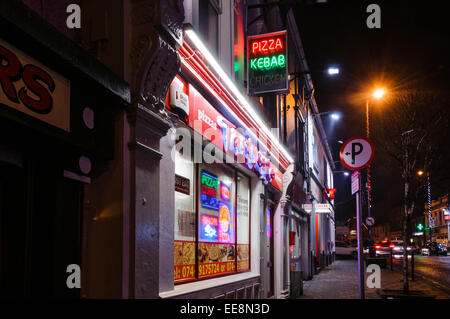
[198,242,236,278]
[174,241,195,282]
[237,244,250,271]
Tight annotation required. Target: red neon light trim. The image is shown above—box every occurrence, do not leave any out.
[181,43,279,159]
[180,46,256,131]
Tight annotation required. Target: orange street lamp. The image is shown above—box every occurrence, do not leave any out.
[372,88,386,100]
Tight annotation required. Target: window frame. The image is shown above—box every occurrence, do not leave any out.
[174,159,252,285]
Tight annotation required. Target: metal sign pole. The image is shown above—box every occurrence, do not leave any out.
[356,171,365,299]
[342,137,375,300]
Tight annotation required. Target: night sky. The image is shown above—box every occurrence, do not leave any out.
[294,0,450,223]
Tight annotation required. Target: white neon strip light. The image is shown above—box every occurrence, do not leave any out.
[183,60,285,167]
[185,29,294,164]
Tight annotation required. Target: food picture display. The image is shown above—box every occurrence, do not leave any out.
[237,244,249,271]
[198,242,236,278]
[174,241,196,282]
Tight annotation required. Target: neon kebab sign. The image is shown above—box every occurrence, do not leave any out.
[250,37,285,71]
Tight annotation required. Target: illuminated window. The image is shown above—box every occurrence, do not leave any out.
[174,153,251,283]
[174,151,196,283]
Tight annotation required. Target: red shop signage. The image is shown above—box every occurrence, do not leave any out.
[167,77,283,191]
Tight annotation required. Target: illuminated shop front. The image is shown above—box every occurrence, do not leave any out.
[158,29,292,299]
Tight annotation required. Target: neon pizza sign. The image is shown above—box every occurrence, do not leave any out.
[200,171,220,210]
[247,30,288,94]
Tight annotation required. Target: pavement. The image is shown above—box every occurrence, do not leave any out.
[298,258,450,299]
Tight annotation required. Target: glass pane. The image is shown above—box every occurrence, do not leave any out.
[198,163,236,278]
[237,172,250,272]
[174,151,196,283]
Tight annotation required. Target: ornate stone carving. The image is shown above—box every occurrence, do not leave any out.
[129,0,184,116]
[141,38,180,112]
[159,0,184,46]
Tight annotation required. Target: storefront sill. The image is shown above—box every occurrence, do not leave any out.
[159,272,260,299]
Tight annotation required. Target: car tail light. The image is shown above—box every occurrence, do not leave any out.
[375,245,381,249]
[389,244,395,248]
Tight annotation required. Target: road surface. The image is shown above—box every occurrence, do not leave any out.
[412,255,450,291]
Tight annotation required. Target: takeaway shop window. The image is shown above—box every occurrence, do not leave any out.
[174,152,251,283]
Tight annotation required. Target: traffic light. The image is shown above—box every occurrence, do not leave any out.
[417,223,424,231]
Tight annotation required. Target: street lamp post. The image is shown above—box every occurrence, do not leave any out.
[366,99,372,242]
[401,129,414,293]
[426,173,432,241]
[365,88,386,242]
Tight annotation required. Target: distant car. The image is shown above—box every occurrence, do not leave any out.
[421,242,448,256]
[391,241,419,257]
[375,240,395,257]
[335,241,358,259]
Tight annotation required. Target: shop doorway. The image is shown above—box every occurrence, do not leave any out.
[263,200,275,298]
[0,158,83,298]
[0,162,27,297]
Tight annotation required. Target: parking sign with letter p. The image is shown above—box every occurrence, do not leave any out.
[339,136,375,171]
